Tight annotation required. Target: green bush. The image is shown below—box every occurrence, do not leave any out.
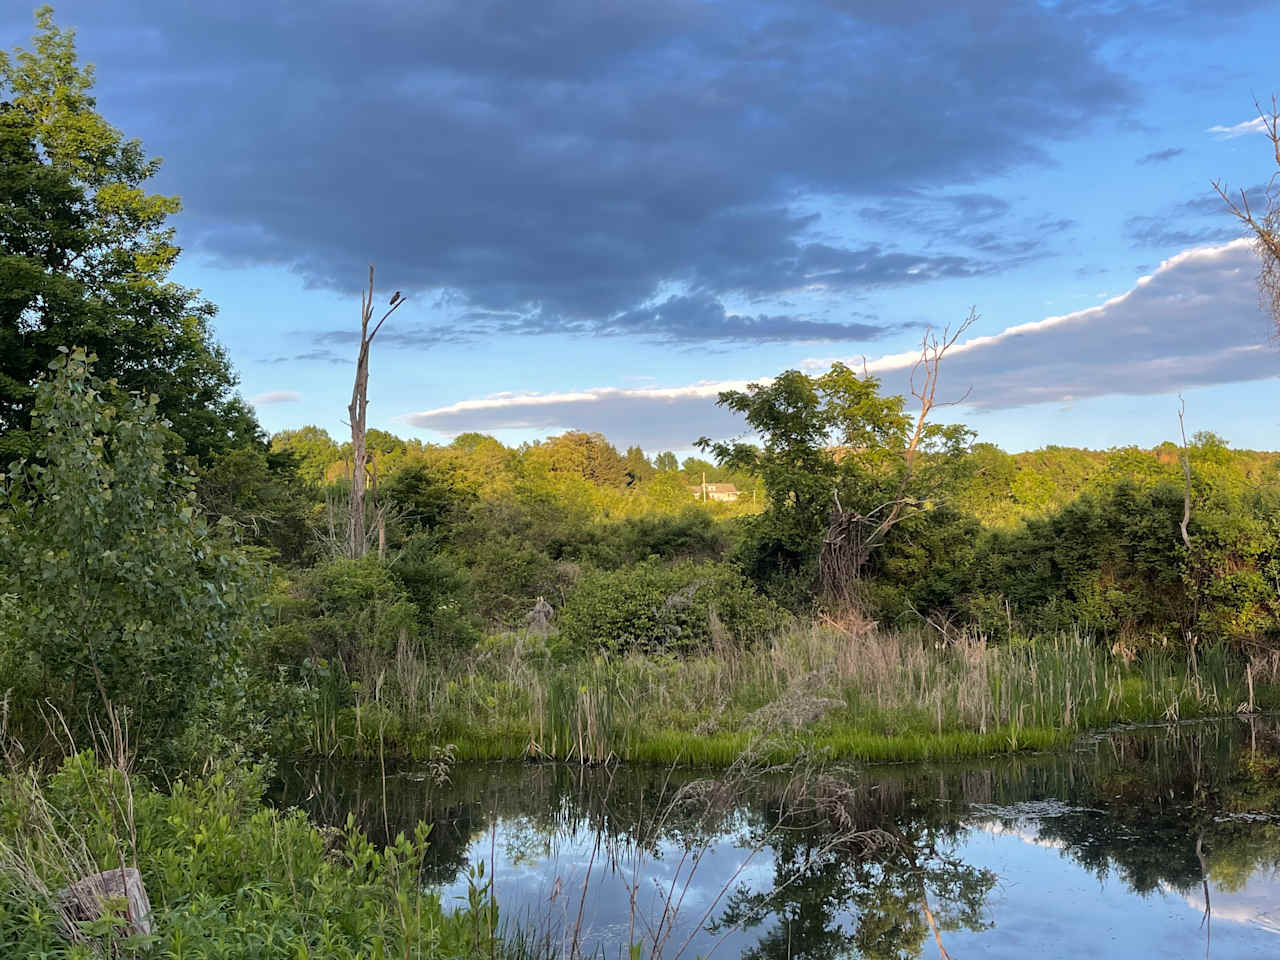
[584,508,731,568]
[0,752,507,959]
[265,554,418,673]
[391,532,480,650]
[558,559,783,655]
[0,350,257,754]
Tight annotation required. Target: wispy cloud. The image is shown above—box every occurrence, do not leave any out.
[264,349,348,366]
[1136,147,1184,165]
[252,390,302,406]
[1207,116,1269,138]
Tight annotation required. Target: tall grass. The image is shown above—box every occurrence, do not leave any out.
[332,621,1268,766]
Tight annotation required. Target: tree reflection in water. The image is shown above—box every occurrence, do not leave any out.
[271,716,1280,959]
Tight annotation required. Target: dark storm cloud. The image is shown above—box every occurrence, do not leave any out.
[303,288,903,348]
[11,0,1152,337]
[602,293,893,343]
[1136,147,1184,165]
[298,242,979,347]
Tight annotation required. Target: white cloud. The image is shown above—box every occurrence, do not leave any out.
[403,382,756,450]
[399,240,1277,448]
[1207,116,1270,139]
[252,390,302,406]
[809,238,1275,408]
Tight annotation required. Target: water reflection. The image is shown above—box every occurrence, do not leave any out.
[272,717,1280,959]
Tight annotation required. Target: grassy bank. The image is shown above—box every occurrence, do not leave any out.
[303,624,1279,766]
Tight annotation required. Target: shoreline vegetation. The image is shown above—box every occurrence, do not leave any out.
[301,622,1279,768]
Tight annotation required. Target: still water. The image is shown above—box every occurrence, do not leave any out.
[274,718,1280,959]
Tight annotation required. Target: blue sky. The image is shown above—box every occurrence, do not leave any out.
[6,1,1278,453]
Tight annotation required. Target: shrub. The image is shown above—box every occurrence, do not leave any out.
[585,508,731,568]
[391,532,480,650]
[0,350,257,754]
[558,559,783,655]
[265,554,418,674]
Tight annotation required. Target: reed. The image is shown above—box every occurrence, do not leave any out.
[327,619,1269,766]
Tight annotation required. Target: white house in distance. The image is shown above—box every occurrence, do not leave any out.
[689,481,740,503]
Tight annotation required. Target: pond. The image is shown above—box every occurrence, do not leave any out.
[272,717,1280,959]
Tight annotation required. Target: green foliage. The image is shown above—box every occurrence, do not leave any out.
[0,349,256,752]
[700,364,972,587]
[380,458,477,542]
[623,444,654,483]
[947,446,1280,646]
[558,559,783,654]
[391,532,479,650]
[265,554,418,674]
[0,752,508,959]
[269,425,341,485]
[197,445,316,565]
[0,9,257,463]
[584,508,731,568]
[522,430,627,486]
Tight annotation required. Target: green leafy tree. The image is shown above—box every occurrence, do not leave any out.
[700,349,973,602]
[0,8,257,463]
[271,425,341,485]
[0,349,256,750]
[197,445,316,565]
[654,450,679,472]
[524,431,628,486]
[623,444,654,484]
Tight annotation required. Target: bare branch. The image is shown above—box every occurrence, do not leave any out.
[1214,95,1280,336]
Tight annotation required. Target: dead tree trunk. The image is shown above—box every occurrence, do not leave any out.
[1178,396,1192,551]
[819,310,975,611]
[57,868,152,940]
[347,266,404,559]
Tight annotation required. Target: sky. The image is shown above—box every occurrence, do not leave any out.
[5,0,1279,454]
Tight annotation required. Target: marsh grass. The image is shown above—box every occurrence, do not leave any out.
[325,620,1269,765]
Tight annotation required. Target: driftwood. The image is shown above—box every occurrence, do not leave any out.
[57,867,152,939]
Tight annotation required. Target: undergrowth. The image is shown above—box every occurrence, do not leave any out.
[0,751,523,959]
